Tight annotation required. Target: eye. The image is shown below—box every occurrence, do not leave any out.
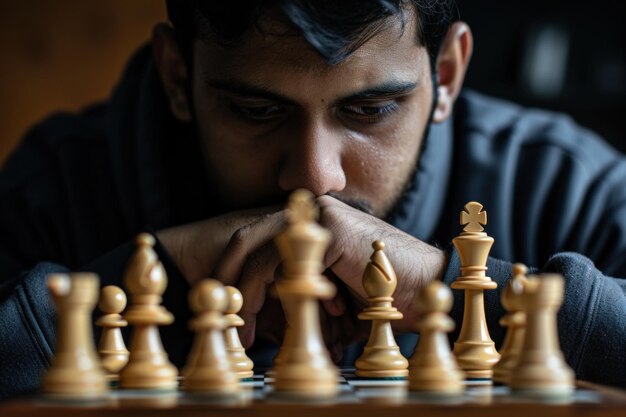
[340,101,399,123]
[230,102,285,122]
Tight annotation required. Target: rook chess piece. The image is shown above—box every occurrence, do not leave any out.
[408,281,463,393]
[272,189,339,398]
[451,202,500,381]
[223,286,254,379]
[119,233,178,390]
[96,285,129,377]
[355,240,408,378]
[509,274,574,395]
[41,273,108,399]
[183,279,239,395]
[492,263,528,385]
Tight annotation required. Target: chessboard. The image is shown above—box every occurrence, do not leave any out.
[1,369,626,417]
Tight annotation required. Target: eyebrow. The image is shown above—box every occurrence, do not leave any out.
[206,79,418,106]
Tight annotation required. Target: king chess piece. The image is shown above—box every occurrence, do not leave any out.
[119,233,178,390]
[509,274,574,395]
[408,281,464,393]
[96,285,130,377]
[272,189,339,399]
[41,273,108,399]
[492,264,528,385]
[451,202,500,381]
[355,240,408,378]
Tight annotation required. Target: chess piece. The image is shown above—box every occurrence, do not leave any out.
[408,281,464,393]
[509,274,574,395]
[224,286,254,379]
[272,189,339,398]
[96,285,129,376]
[41,273,108,399]
[119,233,178,390]
[355,240,408,378]
[492,263,528,385]
[183,279,240,395]
[451,202,500,380]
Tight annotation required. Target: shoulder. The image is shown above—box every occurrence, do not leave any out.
[0,104,112,207]
[454,90,621,175]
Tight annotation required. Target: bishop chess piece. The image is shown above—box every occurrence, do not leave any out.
[119,233,178,390]
[509,274,574,395]
[492,263,528,385]
[451,202,500,381]
[272,189,339,398]
[96,285,129,377]
[408,281,464,393]
[41,273,108,399]
[183,280,239,395]
[224,286,254,379]
[355,240,408,378]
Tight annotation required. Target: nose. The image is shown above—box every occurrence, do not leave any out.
[277,121,346,196]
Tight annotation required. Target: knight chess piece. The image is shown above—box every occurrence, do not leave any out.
[96,285,129,377]
[41,273,108,399]
[183,279,239,395]
[119,233,178,390]
[223,286,254,379]
[272,189,339,398]
[492,263,528,385]
[509,274,575,395]
[451,202,500,381]
[355,240,408,378]
[408,281,464,393]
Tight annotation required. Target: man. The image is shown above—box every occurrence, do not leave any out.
[0,0,624,399]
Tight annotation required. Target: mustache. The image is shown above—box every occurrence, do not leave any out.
[326,192,374,216]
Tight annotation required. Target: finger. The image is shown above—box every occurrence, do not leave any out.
[213,211,285,286]
[236,242,283,347]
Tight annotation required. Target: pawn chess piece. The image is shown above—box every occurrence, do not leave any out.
[509,274,574,395]
[273,189,338,398]
[119,233,178,390]
[408,281,463,393]
[355,240,408,378]
[224,286,254,379]
[451,202,500,381]
[96,285,129,377]
[184,279,239,395]
[41,273,108,399]
[492,264,528,385]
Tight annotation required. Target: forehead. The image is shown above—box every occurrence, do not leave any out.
[192,9,430,97]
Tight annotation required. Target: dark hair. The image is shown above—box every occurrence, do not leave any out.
[166,0,458,69]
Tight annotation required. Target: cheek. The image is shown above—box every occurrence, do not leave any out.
[342,115,426,215]
[193,97,283,204]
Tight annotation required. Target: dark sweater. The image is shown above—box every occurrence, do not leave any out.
[0,46,624,399]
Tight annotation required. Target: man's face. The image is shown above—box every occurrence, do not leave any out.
[190,11,433,217]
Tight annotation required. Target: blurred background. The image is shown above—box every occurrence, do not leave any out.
[0,0,624,165]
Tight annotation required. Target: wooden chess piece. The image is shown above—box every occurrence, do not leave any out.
[492,263,528,385]
[355,240,408,378]
[183,279,240,395]
[451,202,500,381]
[119,233,178,390]
[96,285,129,377]
[509,274,574,395]
[224,286,254,379]
[408,281,463,393]
[41,273,108,399]
[272,189,339,398]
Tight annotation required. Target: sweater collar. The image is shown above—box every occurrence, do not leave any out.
[390,117,453,241]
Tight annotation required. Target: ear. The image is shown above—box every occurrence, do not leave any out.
[432,22,473,123]
[152,23,192,122]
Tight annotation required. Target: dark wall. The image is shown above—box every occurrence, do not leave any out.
[459,1,626,152]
